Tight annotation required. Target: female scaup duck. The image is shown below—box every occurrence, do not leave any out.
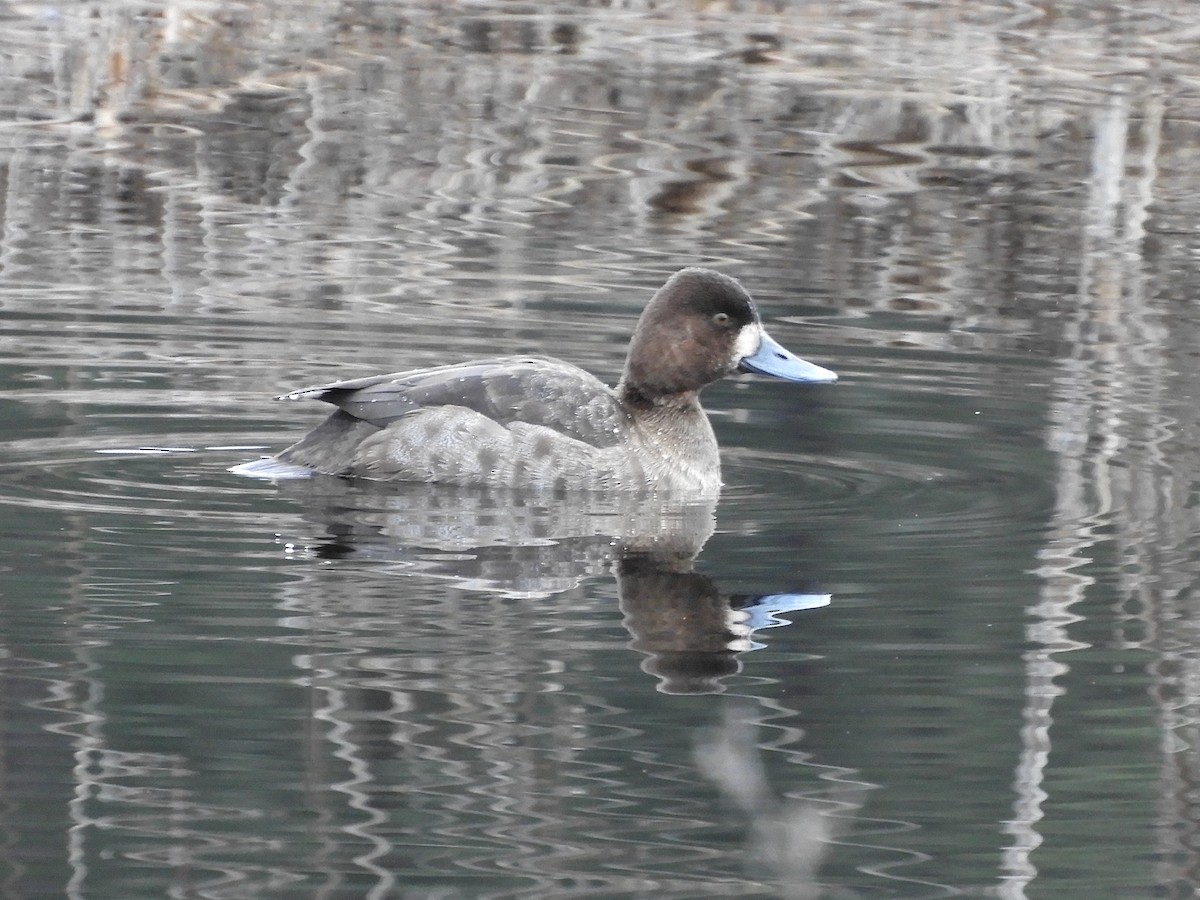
[251,268,836,494]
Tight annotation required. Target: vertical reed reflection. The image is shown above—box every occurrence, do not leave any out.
[1016,80,1200,896]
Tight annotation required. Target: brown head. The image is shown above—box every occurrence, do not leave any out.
[619,268,836,406]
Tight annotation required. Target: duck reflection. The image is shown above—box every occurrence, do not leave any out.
[273,476,829,694]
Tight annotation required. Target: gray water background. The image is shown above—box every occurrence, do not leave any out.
[2,1,1200,897]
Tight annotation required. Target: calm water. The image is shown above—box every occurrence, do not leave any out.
[2,2,1200,897]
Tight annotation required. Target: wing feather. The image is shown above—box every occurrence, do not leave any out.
[278,357,629,448]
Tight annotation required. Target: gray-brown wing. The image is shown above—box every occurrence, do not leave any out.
[277,356,630,448]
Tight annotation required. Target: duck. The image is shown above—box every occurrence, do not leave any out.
[239,268,836,494]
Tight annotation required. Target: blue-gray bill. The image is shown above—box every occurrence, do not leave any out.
[738,331,838,383]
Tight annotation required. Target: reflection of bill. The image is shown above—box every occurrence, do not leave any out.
[738,592,832,644]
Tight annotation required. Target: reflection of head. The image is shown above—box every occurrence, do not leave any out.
[618,554,831,695]
[618,554,747,695]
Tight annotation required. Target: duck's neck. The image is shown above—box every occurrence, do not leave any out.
[618,379,703,411]
[618,380,721,489]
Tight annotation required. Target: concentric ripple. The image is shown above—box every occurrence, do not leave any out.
[0,434,283,522]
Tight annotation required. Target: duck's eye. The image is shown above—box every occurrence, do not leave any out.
[712,312,732,327]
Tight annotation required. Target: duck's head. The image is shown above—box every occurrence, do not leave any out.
[621,267,837,404]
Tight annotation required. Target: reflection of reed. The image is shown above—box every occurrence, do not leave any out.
[279,580,726,895]
[1015,84,1200,895]
[16,530,295,899]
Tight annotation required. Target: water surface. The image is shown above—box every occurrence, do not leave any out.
[2,2,1199,897]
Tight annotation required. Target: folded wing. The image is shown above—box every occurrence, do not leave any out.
[278,356,629,448]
